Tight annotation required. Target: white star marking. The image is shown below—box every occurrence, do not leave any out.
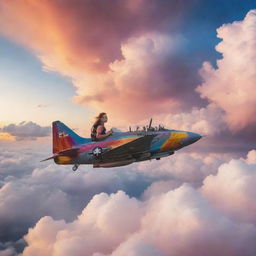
[93,147,102,156]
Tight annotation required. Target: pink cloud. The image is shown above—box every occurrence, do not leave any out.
[163,103,227,136]
[1,139,256,255]
[196,10,256,131]
[73,33,198,121]
[246,150,256,164]
[23,191,143,256]
[202,149,256,223]
[22,184,256,256]
[0,1,199,123]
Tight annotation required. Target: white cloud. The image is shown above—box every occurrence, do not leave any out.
[202,149,256,223]
[196,10,256,131]
[163,104,226,136]
[0,122,50,141]
[22,185,256,256]
[73,33,199,122]
[246,149,256,164]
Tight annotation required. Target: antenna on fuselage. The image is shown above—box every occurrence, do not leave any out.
[148,118,152,131]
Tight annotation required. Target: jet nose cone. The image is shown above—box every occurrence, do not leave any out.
[188,132,202,144]
[182,132,202,146]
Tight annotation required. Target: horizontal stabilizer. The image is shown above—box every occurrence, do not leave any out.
[40,148,79,162]
[40,155,56,162]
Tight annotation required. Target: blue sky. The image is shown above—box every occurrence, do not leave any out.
[0,37,93,131]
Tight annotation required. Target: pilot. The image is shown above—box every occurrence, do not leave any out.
[91,112,113,141]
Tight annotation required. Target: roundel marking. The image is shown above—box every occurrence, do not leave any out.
[92,146,103,156]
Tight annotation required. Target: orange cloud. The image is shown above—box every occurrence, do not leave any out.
[0,0,199,123]
[0,132,15,141]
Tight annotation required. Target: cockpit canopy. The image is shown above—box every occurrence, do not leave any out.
[128,124,167,132]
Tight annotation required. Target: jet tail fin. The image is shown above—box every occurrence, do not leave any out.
[52,121,89,154]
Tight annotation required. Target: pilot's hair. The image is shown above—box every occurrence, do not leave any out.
[93,112,106,128]
[91,112,107,140]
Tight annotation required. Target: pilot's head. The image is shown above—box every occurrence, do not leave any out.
[97,112,108,123]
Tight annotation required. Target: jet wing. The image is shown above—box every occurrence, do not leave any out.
[101,134,156,160]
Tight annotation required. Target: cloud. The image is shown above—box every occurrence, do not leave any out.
[0,240,25,256]
[73,33,201,121]
[0,142,232,250]
[0,160,154,245]
[22,185,256,256]
[136,151,228,188]
[0,247,15,256]
[196,10,256,131]
[163,103,227,136]
[0,0,201,123]
[22,191,142,256]
[148,9,256,144]
[246,149,256,164]
[0,148,38,178]
[1,139,256,255]
[0,133,15,142]
[0,121,50,141]
[202,149,256,223]
[0,0,192,72]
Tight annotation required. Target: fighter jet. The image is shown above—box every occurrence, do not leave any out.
[41,119,202,171]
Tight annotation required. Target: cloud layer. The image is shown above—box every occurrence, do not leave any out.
[23,175,256,256]
[0,121,50,141]
[1,143,256,256]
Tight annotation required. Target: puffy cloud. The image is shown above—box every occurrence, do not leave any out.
[163,103,227,136]
[196,10,256,131]
[0,146,47,179]
[0,142,232,250]
[73,33,201,121]
[0,0,190,72]
[136,151,228,187]
[202,149,256,223]
[0,121,50,141]
[0,159,154,244]
[22,185,256,256]
[22,191,143,256]
[246,149,256,164]
[0,133,15,142]
[142,180,182,200]
[156,9,256,148]
[0,240,25,256]
[0,247,15,256]
[1,135,255,255]
[0,0,201,122]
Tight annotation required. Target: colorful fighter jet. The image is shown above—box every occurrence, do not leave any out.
[41,119,202,171]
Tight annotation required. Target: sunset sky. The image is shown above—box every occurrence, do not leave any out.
[0,1,256,255]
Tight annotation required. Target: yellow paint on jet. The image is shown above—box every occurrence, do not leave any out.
[56,156,72,164]
[160,132,188,151]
